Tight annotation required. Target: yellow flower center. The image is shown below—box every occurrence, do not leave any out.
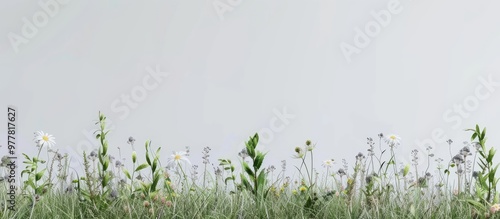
[390,135,396,140]
[42,136,49,142]
[174,154,181,160]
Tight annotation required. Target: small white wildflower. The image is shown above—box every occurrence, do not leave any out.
[34,131,56,148]
[385,134,401,148]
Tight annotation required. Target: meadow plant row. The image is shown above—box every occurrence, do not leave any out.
[1,112,500,218]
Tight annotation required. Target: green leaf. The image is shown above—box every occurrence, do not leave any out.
[35,169,46,181]
[240,174,252,191]
[403,164,410,177]
[132,151,137,163]
[253,152,265,170]
[378,161,386,173]
[146,152,151,166]
[144,140,149,149]
[123,169,131,180]
[246,142,255,158]
[243,162,254,178]
[304,196,314,210]
[22,153,31,161]
[98,152,104,163]
[476,124,480,135]
[481,178,488,188]
[21,170,30,177]
[224,177,233,185]
[35,185,46,195]
[103,159,109,171]
[472,133,478,141]
[487,148,495,163]
[493,164,500,175]
[218,159,227,165]
[103,174,110,187]
[252,133,259,149]
[152,159,158,173]
[467,199,487,212]
[490,172,496,184]
[103,141,108,155]
[257,170,266,189]
[26,180,36,190]
[135,163,149,172]
[388,158,395,165]
[151,172,161,192]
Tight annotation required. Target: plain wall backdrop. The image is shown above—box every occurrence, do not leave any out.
[1,0,500,182]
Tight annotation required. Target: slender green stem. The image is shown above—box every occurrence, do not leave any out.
[177,162,189,191]
[310,150,314,187]
[390,148,400,194]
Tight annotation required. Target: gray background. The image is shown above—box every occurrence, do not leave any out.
[1,0,500,178]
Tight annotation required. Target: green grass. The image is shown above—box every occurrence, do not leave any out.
[1,113,499,218]
[0,186,478,218]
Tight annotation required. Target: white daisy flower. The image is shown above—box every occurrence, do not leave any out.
[322,159,335,168]
[166,151,190,168]
[34,131,56,148]
[385,134,401,148]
